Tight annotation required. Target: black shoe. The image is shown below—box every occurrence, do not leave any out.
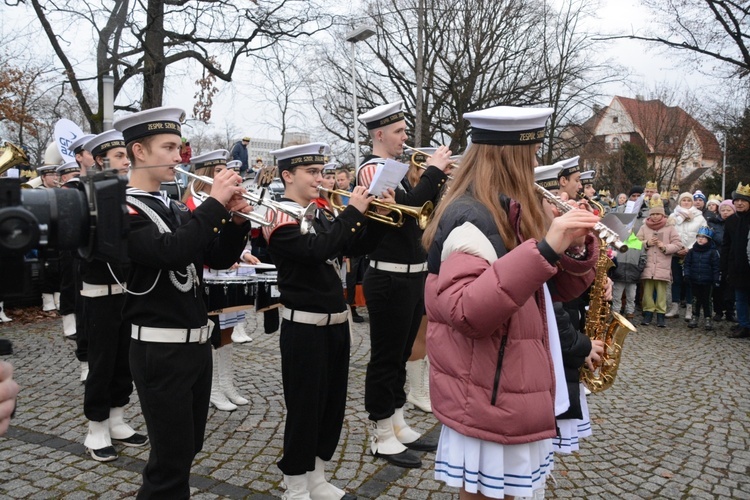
[402,435,438,452]
[688,318,698,328]
[112,433,149,447]
[726,312,737,322]
[729,327,750,339]
[656,313,666,328]
[713,313,723,322]
[679,300,686,308]
[88,446,118,462]
[341,494,357,500]
[705,319,714,331]
[641,312,653,326]
[351,308,365,323]
[374,449,422,468]
[65,334,78,341]
[0,339,12,356]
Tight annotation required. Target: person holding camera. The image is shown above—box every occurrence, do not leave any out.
[115,107,252,498]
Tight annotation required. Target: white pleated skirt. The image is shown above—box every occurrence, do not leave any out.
[218,311,245,330]
[552,383,592,454]
[435,425,554,499]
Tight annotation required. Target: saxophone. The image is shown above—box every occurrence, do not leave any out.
[580,240,637,393]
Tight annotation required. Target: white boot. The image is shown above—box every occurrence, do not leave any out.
[109,407,149,447]
[392,407,422,445]
[665,302,679,318]
[219,344,249,405]
[685,304,693,322]
[0,302,11,323]
[63,314,77,337]
[282,473,312,500]
[406,357,431,413]
[42,293,56,312]
[53,292,61,310]
[307,457,347,500]
[231,322,253,343]
[80,361,89,383]
[210,348,237,411]
[84,419,117,462]
[370,417,407,456]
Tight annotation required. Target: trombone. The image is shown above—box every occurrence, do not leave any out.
[175,166,317,234]
[318,186,434,230]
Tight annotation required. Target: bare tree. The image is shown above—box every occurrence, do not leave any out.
[8,0,334,131]
[601,0,750,79]
[538,0,627,164]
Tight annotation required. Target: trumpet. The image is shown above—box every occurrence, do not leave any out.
[175,166,317,234]
[318,186,434,230]
[404,144,459,179]
[535,183,628,252]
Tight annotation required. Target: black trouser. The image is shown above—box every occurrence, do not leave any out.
[277,320,350,475]
[345,256,366,307]
[691,283,713,319]
[713,278,735,316]
[251,242,279,333]
[130,340,212,499]
[83,294,132,421]
[41,258,60,294]
[58,253,78,316]
[74,295,88,362]
[363,268,425,421]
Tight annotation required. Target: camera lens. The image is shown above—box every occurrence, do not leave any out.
[21,188,89,250]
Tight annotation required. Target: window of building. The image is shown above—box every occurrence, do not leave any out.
[612,116,619,123]
[611,137,620,150]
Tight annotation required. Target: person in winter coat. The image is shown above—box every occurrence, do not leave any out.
[637,204,683,327]
[610,232,646,320]
[711,200,737,322]
[665,192,706,321]
[422,106,600,500]
[722,183,750,339]
[683,226,721,330]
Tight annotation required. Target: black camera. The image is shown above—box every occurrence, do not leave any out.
[0,171,129,296]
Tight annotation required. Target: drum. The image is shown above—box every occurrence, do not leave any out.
[202,275,257,314]
[254,272,281,312]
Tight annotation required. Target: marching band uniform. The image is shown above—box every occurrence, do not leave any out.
[264,143,383,500]
[115,108,250,498]
[185,151,250,412]
[357,102,446,468]
[79,130,148,462]
[57,161,81,340]
[36,165,62,312]
[63,134,95,382]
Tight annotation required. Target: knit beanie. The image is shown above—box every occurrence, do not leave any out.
[719,199,736,213]
[679,192,693,203]
[693,190,707,203]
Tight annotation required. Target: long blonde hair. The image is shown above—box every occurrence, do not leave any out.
[422,143,545,251]
[182,166,215,203]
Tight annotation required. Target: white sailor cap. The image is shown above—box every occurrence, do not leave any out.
[191,149,230,170]
[36,164,59,175]
[464,106,553,145]
[555,156,581,178]
[226,160,242,171]
[358,101,406,130]
[323,162,338,174]
[271,143,330,173]
[69,134,96,154]
[85,130,126,158]
[579,169,596,185]
[113,107,185,144]
[534,164,562,191]
[56,161,81,175]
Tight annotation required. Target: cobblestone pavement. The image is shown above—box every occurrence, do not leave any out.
[1,305,749,499]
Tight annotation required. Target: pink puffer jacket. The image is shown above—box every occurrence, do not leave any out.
[425,237,597,445]
[636,224,682,282]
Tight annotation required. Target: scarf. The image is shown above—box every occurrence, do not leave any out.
[645,216,667,231]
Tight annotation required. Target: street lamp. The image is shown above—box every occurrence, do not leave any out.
[102,74,114,131]
[346,26,376,169]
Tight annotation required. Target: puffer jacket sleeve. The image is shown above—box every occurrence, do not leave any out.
[431,239,558,339]
[664,226,683,255]
[550,235,598,303]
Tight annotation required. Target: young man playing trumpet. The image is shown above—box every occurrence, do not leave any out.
[263,143,389,500]
[357,101,452,468]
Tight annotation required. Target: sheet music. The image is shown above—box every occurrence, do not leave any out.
[368,159,409,197]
